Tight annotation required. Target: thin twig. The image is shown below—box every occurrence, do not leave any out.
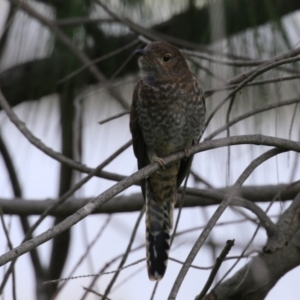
[111,265,145,292]
[205,73,300,97]
[150,282,159,300]
[289,136,300,182]
[0,132,44,292]
[171,173,190,245]
[188,57,226,83]
[57,39,139,84]
[82,287,105,298]
[167,148,285,300]
[0,137,298,267]
[190,170,213,188]
[27,139,131,235]
[56,17,116,27]
[95,2,224,57]
[225,94,236,185]
[0,207,17,299]
[51,216,112,299]
[80,244,144,300]
[230,199,276,236]
[98,111,130,125]
[185,50,298,75]
[44,259,145,284]
[102,207,145,300]
[229,48,300,85]
[185,50,266,66]
[0,87,129,182]
[289,103,298,140]
[0,4,17,57]
[205,56,300,128]
[108,43,141,80]
[0,139,132,293]
[0,208,14,252]
[83,289,114,300]
[205,97,300,140]
[184,187,276,234]
[175,216,277,237]
[8,0,129,109]
[169,257,213,270]
[195,240,235,300]
[213,181,300,289]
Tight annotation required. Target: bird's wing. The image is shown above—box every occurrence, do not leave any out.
[130,80,149,198]
[177,77,205,188]
[176,147,194,188]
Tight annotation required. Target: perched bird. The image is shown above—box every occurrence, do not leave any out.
[130,41,206,281]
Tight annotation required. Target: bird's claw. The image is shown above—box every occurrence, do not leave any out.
[152,155,166,169]
[184,146,191,157]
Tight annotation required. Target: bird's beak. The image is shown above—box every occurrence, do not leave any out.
[134,49,147,56]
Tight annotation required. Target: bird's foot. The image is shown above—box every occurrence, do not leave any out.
[152,154,166,168]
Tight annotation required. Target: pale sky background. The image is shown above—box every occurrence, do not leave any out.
[1,1,300,299]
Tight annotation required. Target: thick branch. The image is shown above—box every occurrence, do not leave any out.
[1,182,299,216]
[168,148,285,300]
[205,192,300,300]
[0,141,292,267]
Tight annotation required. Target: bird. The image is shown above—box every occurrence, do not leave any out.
[129,41,206,281]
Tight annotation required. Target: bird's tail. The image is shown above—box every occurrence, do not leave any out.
[145,170,177,281]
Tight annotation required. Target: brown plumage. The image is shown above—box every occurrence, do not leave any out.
[130,41,206,280]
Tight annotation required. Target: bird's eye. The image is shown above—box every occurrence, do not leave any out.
[163,54,172,62]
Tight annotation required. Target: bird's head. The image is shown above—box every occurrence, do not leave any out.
[134,41,189,79]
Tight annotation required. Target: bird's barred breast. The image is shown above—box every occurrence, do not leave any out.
[137,78,205,156]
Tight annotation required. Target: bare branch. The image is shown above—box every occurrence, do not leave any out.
[0,132,45,291]
[0,140,294,268]
[168,148,285,300]
[186,188,277,235]
[57,39,139,84]
[51,216,112,299]
[8,0,129,109]
[98,111,130,125]
[102,207,145,299]
[43,259,145,284]
[205,56,300,127]
[205,192,300,300]
[0,89,128,183]
[1,183,300,216]
[55,17,116,27]
[205,74,300,97]
[229,47,300,85]
[0,139,131,293]
[195,240,235,300]
[231,198,276,236]
[3,87,300,185]
[205,98,300,141]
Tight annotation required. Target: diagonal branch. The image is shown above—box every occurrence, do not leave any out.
[0,142,290,267]
[8,0,129,109]
[195,240,235,300]
[229,47,300,85]
[0,88,128,183]
[204,191,300,300]
[168,148,285,300]
[0,132,45,285]
[205,55,300,127]
[101,207,145,300]
[205,97,300,141]
[2,87,300,176]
